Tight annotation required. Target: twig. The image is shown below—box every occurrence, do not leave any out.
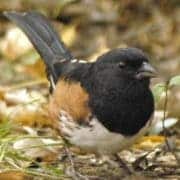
[162,81,169,137]
[162,80,180,165]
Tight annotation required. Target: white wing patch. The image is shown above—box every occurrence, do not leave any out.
[49,75,56,90]
[70,59,87,64]
[59,110,152,155]
[49,59,87,91]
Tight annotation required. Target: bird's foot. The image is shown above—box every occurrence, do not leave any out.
[114,154,133,175]
[90,155,119,168]
[66,166,89,180]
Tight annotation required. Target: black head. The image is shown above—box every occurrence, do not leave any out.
[95,47,156,84]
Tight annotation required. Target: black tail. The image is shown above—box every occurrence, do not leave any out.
[4,11,73,83]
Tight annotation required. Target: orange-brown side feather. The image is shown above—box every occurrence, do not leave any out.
[49,79,91,127]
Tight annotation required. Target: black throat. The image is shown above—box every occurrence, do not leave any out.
[82,65,154,136]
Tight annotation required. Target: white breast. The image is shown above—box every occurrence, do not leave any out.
[59,111,152,155]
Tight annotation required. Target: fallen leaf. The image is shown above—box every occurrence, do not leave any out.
[0,171,31,180]
[169,75,180,87]
[61,24,76,46]
[134,135,165,150]
[0,27,32,60]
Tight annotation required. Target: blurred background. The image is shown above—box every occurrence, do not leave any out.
[0,0,179,179]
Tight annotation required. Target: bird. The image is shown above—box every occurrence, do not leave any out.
[4,11,157,177]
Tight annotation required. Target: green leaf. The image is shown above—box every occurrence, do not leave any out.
[169,75,180,87]
[152,83,166,102]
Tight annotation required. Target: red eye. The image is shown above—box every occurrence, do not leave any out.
[118,62,125,68]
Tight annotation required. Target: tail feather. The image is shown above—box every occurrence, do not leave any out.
[4,11,73,82]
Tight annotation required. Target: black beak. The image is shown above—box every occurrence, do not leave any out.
[136,62,157,79]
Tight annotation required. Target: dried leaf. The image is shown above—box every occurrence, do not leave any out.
[169,75,180,87]
[13,108,51,127]
[61,24,76,46]
[13,138,51,158]
[0,27,32,60]
[0,171,30,180]
[0,87,5,101]
[13,129,62,162]
[22,59,46,79]
[4,89,46,105]
[149,117,178,135]
[134,135,165,150]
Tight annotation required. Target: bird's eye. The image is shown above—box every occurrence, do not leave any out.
[118,62,126,68]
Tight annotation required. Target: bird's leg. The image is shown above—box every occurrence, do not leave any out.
[64,146,89,180]
[114,153,133,175]
[90,154,133,175]
[90,155,119,168]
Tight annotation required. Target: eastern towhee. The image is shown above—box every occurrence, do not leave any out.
[4,11,157,175]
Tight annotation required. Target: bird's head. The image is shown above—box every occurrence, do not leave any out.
[95,48,157,86]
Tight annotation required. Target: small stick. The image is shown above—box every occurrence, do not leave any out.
[162,80,180,165]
